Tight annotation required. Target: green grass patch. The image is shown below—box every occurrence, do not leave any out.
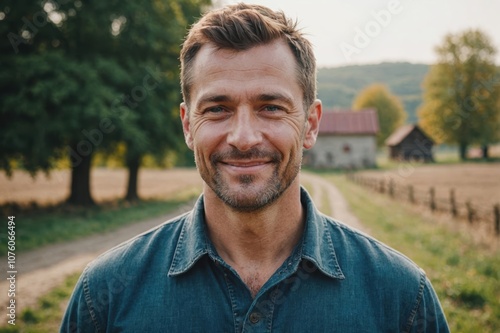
[324,174,500,332]
[0,274,80,332]
[0,187,200,256]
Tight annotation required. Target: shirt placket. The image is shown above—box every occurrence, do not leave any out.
[242,255,303,333]
[208,237,304,333]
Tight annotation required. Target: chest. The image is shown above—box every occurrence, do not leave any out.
[102,259,404,333]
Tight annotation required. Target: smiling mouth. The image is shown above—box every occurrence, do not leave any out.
[211,148,281,170]
[221,160,270,168]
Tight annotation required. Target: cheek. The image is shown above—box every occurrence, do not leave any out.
[267,120,305,148]
[191,122,225,157]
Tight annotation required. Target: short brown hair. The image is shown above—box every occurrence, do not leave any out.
[180,3,316,110]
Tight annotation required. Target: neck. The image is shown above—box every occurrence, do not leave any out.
[204,180,305,284]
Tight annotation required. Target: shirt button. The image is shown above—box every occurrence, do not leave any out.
[249,312,261,324]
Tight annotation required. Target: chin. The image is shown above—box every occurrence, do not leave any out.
[213,177,293,212]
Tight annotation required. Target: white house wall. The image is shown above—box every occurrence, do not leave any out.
[307,135,377,169]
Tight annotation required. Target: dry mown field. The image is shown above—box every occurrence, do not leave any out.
[357,163,500,214]
[0,167,203,206]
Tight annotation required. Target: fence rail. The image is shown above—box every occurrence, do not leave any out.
[346,173,500,236]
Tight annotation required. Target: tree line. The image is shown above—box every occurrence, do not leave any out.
[1,3,498,207]
[0,0,210,205]
[343,29,500,159]
[317,62,428,123]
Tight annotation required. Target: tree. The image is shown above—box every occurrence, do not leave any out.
[0,52,131,205]
[100,0,208,201]
[0,0,209,205]
[352,83,406,146]
[418,29,500,160]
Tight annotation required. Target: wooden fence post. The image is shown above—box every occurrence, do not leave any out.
[408,185,415,204]
[430,187,436,212]
[450,189,458,217]
[494,204,500,236]
[379,179,385,194]
[465,201,475,224]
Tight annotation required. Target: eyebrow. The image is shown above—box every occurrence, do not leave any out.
[195,94,232,111]
[196,92,294,109]
[255,93,294,107]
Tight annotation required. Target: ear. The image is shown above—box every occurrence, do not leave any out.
[303,100,322,149]
[180,102,194,150]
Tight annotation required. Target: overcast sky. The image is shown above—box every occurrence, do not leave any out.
[222,0,500,68]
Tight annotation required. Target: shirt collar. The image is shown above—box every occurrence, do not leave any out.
[168,194,209,276]
[168,187,345,280]
[299,187,345,279]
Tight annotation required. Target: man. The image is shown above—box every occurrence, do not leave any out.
[61,3,449,332]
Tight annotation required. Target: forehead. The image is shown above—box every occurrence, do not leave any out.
[189,40,303,104]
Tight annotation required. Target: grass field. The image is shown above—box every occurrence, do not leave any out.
[0,168,204,331]
[0,167,202,206]
[0,274,80,333]
[0,193,198,257]
[327,174,500,332]
[358,163,500,209]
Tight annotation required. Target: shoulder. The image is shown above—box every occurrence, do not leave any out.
[320,215,447,331]
[60,211,193,331]
[85,211,190,279]
[322,214,426,289]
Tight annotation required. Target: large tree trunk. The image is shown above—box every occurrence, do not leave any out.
[125,157,140,202]
[459,143,468,161]
[481,144,489,159]
[67,144,95,206]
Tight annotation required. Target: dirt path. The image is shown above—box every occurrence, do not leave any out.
[301,173,368,233]
[0,172,365,314]
[0,203,194,313]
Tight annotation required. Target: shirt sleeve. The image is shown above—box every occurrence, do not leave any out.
[406,275,450,333]
[60,267,102,333]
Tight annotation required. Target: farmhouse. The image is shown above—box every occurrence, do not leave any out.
[385,124,434,162]
[305,109,379,169]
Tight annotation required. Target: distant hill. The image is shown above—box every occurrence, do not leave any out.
[317,62,429,123]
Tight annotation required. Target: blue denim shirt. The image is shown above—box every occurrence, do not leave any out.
[61,188,449,332]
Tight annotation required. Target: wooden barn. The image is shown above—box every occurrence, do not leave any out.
[385,124,434,162]
[304,109,379,169]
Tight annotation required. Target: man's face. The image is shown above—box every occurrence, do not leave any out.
[180,40,321,212]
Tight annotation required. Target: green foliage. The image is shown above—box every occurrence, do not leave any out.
[0,52,128,175]
[418,29,500,159]
[352,83,406,146]
[317,62,428,123]
[0,0,210,203]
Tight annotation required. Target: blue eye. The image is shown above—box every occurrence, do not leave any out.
[207,106,225,113]
[263,105,281,112]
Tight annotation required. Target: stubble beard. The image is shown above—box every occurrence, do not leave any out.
[198,147,302,212]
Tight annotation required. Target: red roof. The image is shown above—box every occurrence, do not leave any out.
[319,109,379,135]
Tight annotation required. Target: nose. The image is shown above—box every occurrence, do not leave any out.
[226,108,263,152]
